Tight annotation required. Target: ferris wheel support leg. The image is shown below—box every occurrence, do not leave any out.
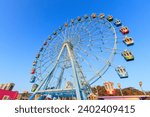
[29,44,67,100]
[56,67,65,89]
[29,93,37,100]
[65,43,84,100]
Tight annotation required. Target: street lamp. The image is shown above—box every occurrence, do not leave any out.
[139,81,146,95]
[94,86,99,96]
[117,83,123,96]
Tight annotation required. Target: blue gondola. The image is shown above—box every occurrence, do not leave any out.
[84,15,88,19]
[40,47,43,52]
[30,76,36,83]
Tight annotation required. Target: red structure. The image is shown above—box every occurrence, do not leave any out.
[0,89,18,100]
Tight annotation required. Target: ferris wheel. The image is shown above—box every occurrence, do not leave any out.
[29,13,134,100]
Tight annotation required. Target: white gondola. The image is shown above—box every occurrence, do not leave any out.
[115,66,128,78]
[123,36,134,46]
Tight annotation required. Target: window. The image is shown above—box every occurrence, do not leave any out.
[2,95,10,100]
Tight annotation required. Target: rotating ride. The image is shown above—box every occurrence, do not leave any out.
[29,13,134,100]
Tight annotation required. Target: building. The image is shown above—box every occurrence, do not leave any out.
[0,83,18,100]
[98,95,150,100]
[0,89,18,100]
[0,83,15,91]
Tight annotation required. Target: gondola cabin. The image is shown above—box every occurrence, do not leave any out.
[40,47,43,52]
[64,23,68,27]
[122,50,134,61]
[115,66,128,78]
[53,31,57,35]
[59,27,62,30]
[32,61,37,66]
[92,13,96,18]
[123,37,134,46]
[36,53,40,58]
[31,68,36,74]
[100,13,105,19]
[77,16,81,21]
[31,84,38,92]
[104,82,116,95]
[48,36,51,40]
[44,41,47,46]
[84,15,88,19]
[120,26,129,35]
[30,76,36,83]
[71,19,74,23]
[114,20,122,27]
[107,15,113,22]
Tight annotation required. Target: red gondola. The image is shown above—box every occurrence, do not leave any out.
[31,68,36,74]
[104,82,116,95]
[120,26,129,35]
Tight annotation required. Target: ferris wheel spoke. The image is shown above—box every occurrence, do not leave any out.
[75,45,111,68]
[76,52,99,78]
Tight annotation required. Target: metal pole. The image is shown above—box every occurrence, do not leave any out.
[65,42,83,100]
[117,83,123,96]
[139,81,146,95]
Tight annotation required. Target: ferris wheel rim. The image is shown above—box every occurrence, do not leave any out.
[32,13,118,87]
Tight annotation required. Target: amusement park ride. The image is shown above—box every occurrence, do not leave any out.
[29,13,135,100]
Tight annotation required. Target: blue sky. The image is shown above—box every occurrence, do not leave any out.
[0,0,150,92]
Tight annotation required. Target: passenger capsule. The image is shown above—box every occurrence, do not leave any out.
[64,23,68,27]
[32,61,37,66]
[53,31,57,35]
[104,82,116,95]
[114,19,122,27]
[30,76,36,83]
[123,36,134,46]
[122,50,134,61]
[36,53,40,58]
[44,41,47,46]
[77,16,81,21]
[107,15,113,22]
[91,13,96,18]
[31,84,38,92]
[31,68,36,74]
[120,26,129,35]
[84,15,88,19]
[115,66,128,78]
[100,13,105,19]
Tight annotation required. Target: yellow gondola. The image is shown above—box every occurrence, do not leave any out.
[107,15,113,22]
[100,13,105,19]
[122,50,134,61]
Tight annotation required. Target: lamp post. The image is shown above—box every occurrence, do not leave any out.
[94,86,99,96]
[117,83,123,96]
[139,81,146,95]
